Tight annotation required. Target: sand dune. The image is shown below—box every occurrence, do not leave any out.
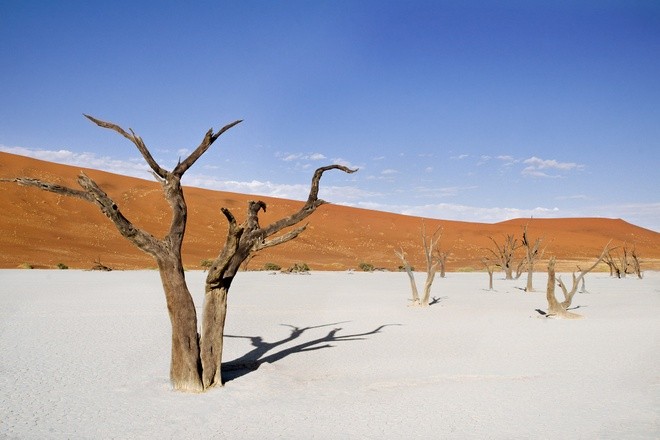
[1,151,659,271]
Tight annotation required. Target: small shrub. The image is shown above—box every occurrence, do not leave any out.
[287,262,310,273]
[200,259,213,270]
[358,262,375,272]
[263,262,281,271]
[19,263,34,269]
[398,265,415,272]
[57,263,69,270]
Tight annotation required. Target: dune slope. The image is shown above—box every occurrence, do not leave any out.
[1,152,659,271]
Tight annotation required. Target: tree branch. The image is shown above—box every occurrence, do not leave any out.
[84,114,169,179]
[260,165,357,238]
[174,120,243,177]
[2,177,93,202]
[253,224,308,252]
[77,173,163,256]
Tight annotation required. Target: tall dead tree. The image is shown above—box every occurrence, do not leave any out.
[2,115,356,392]
[486,234,521,280]
[521,223,544,292]
[395,223,442,307]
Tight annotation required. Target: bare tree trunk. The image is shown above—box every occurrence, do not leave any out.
[421,266,437,306]
[525,261,533,291]
[630,245,643,279]
[482,257,494,290]
[521,223,543,292]
[200,284,228,389]
[395,248,420,305]
[438,254,447,278]
[157,257,204,392]
[545,257,582,319]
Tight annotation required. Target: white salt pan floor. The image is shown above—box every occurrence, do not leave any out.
[1,270,658,439]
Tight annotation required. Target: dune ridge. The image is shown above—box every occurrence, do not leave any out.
[1,151,659,271]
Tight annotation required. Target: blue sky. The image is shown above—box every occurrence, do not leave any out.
[1,1,659,231]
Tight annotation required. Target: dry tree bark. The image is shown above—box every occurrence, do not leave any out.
[2,115,356,392]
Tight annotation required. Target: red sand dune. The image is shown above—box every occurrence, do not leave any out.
[1,152,659,272]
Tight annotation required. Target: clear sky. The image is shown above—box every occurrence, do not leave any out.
[1,1,659,231]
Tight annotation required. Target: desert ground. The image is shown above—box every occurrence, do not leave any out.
[1,152,660,272]
[1,269,658,439]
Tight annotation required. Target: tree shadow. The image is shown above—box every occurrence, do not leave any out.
[221,322,397,383]
[535,304,586,317]
[428,296,447,306]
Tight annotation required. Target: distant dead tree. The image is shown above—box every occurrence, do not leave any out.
[436,250,449,278]
[482,257,495,290]
[486,234,521,280]
[542,243,611,319]
[395,223,442,307]
[604,243,643,279]
[521,223,544,292]
[629,244,643,279]
[1,114,356,393]
[603,250,621,278]
[434,234,455,278]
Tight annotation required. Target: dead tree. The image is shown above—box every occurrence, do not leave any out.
[543,242,611,318]
[2,115,356,392]
[629,244,643,279]
[521,224,544,292]
[436,251,449,278]
[544,257,583,319]
[486,234,521,280]
[482,257,495,290]
[434,234,455,279]
[394,223,442,307]
[603,250,621,278]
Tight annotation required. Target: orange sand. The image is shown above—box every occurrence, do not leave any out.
[1,152,659,271]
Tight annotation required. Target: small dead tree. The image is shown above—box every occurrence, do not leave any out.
[436,250,449,278]
[629,244,643,279]
[486,234,521,280]
[603,250,621,278]
[542,242,611,319]
[603,243,642,279]
[482,257,495,290]
[2,115,356,392]
[434,234,455,279]
[521,223,544,292]
[395,223,442,307]
[544,257,582,319]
